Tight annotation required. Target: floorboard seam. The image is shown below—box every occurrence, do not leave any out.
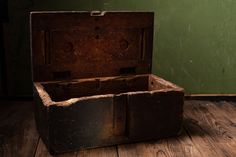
[183,125,193,142]
[115,145,119,157]
[32,136,40,157]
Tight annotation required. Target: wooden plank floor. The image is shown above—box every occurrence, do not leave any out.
[0,100,236,157]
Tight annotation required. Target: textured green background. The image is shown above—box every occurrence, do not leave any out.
[100,0,236,94]
[4,0,236,96]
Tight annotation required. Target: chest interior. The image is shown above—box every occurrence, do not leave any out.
[31,11,182,104]
[39,74,176,102]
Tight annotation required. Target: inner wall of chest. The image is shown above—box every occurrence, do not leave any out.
[41,75,172,102]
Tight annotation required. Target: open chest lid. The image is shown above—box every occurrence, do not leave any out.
[31,11,154,82]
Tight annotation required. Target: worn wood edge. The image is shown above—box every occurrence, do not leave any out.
[150,74,184,92]
[37,74,183,92]
[3,94,235,101]
[35,74,184,107]
[33,83,54,107]
[38,89,183,107]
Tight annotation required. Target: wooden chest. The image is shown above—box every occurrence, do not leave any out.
[30,11,184,154]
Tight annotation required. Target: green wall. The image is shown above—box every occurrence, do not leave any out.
[4,0,236,96]
[100,0,236,94]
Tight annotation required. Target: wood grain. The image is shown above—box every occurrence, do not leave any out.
[118,129,202,157]
[76,146,118,157]
[31,12,154,82]
[0,101,39,157]
[1,100,236,157]
[34,138,118,157]
[184,100,236,157]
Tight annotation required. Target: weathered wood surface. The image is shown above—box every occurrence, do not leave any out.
[0,101,39,157]
[31,12,154,82]
[31,11,184,153]
[33,74,184,153]
[35,139,118,157]
[0,100,236,157]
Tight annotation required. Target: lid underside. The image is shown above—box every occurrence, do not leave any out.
[31,11,154,81]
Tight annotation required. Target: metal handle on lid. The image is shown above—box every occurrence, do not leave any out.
[90,11,106,16]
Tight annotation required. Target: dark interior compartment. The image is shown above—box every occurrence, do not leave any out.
[41,74,174,102]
